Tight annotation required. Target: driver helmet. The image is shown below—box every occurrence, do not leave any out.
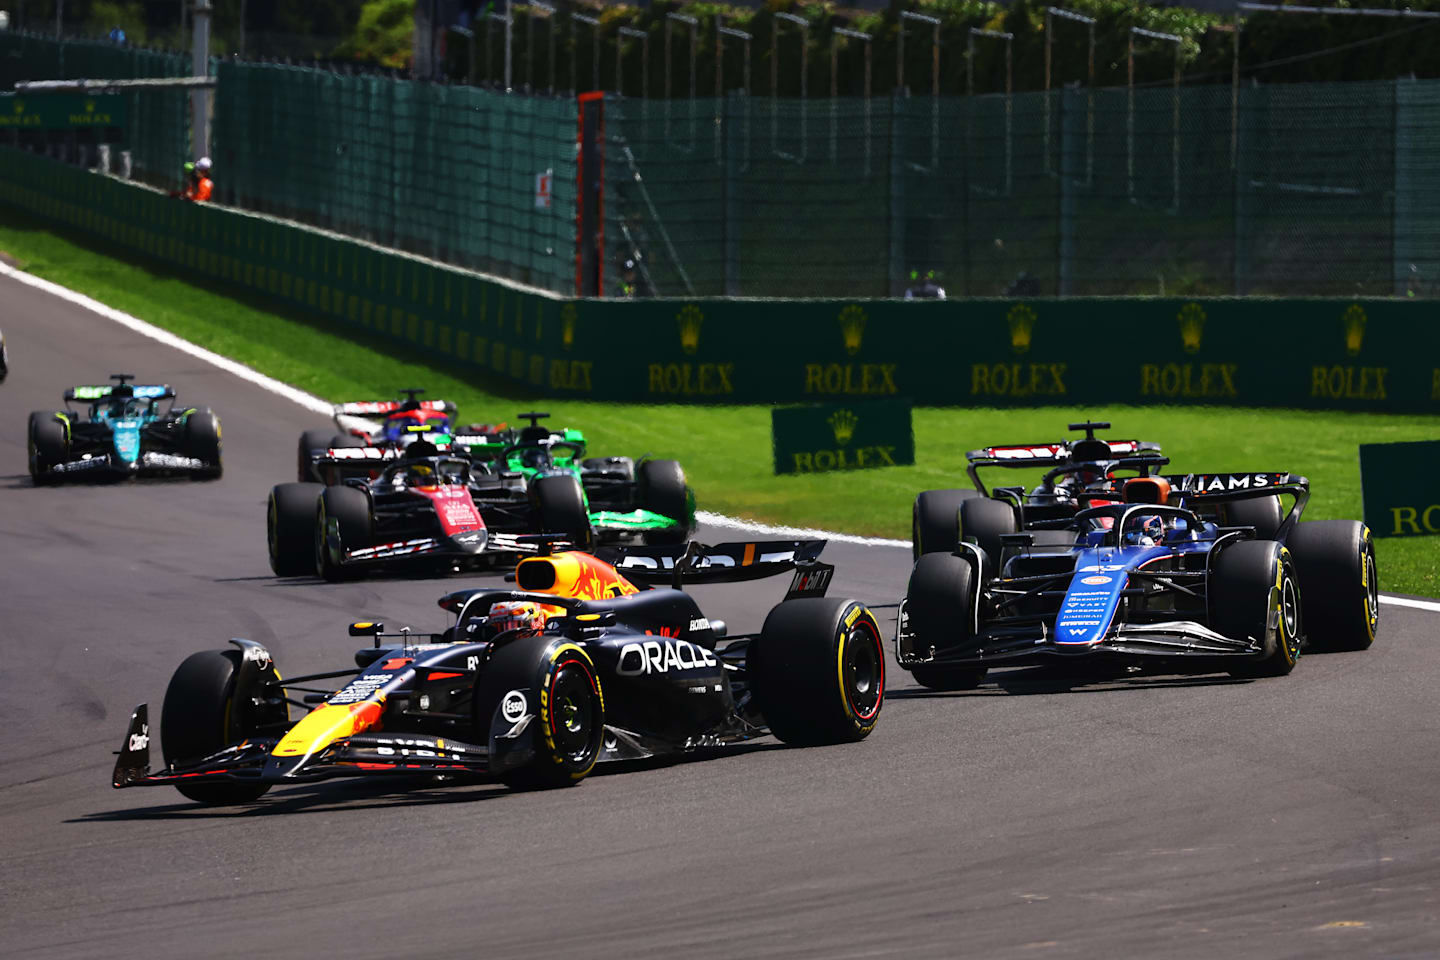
[194,156,212,174]
[1124,514,1167,547]
[485,601,546,640]
[405,463,437,488]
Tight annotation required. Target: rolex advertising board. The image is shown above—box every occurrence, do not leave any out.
[3,145,1440,414]
[771,400,915,476]
[1359,439,1440,538]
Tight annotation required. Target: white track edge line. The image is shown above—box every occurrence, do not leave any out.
[0,260,332,417]
[5,261,1437,614]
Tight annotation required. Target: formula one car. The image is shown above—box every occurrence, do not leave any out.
[269,451,532,579]
[457,412,694,546]
[912,421,1282,561]
[27,374,222,483]
[113,538,884,803]
[296,388,506,482]
[896,470,1378,690]
[0,327,8,383]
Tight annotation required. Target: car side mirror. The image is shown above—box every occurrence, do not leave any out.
[349,621,383,637]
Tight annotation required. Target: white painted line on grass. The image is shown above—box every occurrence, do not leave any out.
[696,510,911,549]
[1379,594,1440,613]
[0,260,332,417]
[5,260,1439,616]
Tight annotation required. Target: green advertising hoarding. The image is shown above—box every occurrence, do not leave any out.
[0,94,126,129]
[772,399,915,475]
[1359,439,1440,538]
[1,147,1438,415]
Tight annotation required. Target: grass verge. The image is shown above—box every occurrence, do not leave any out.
[1,207,1435,598]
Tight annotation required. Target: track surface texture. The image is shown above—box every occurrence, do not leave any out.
[2,271,1438,959]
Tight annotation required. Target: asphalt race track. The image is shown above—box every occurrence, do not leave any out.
[2,271,1438,959]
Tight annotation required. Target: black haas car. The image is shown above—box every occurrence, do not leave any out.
[113,539,886,803]
[268,451,569,580]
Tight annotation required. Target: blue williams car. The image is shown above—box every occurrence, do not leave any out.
[27,374,222,484]
[896,471,1378,690]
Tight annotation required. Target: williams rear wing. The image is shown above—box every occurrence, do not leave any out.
[1163,472,1310,537]
[598,540,834,597]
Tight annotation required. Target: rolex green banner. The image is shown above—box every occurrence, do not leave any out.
[1359,439,1440,538]
[0,94,126,129]
[772,399,915,476]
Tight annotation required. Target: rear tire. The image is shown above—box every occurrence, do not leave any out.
[28,411,68,485]
[750,598,885,745]
[582,456,635,483]
[638,459,692,545]
[1220,495,1284,540]
[959,497,1020,568]
[161,649,287,804]
[268,482,322,576]
[1285,520,1378,652]
[316,484,373,581]
[912,489,978,560]
[183,410,223,478]
[532,474,593,549]
[905,553,986,690]
[297,428,334,481]
[473,636,605,790]
[1211,540,1301,678]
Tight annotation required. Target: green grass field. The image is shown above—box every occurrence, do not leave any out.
[1,208,1436,597]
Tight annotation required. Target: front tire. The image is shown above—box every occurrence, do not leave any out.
[637,459,692,545]
[268,482,322,576]
[1211,540,1302,678]
[750,597,885,745]
[160,649,287,804]
[183,410,223,478]
[316,484,373,581]
[905,553,986,690]
[959,497,1019,568]
[912,488,977,560]
[1286,520,1378,652]
[28,411,68,484]
[474,636,605,789]
[532,474,593,548]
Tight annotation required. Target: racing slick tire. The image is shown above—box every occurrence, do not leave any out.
[959,497,1020,569]
[637,459,692,545]
[474,635,605,790]
[750,597,885,745]
[27,411,68,485]
[1211,540,1302,678]
[161,649,288,804]
[316,484,373,582]
[268,482,322,576]
[1220,495,1284,540]
[182,409,223,479]
[904,553,987,691]
[532,474,593,549]
[1285,520,1378,652]
[912,488,979,560]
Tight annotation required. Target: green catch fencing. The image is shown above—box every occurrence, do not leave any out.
[608,80,1440,299]
[1,146,1437,413]
[0,32,190,187]
[214,62,577,294]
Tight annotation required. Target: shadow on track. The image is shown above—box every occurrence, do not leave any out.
[889,664,1254,699]
[70,742,787,821]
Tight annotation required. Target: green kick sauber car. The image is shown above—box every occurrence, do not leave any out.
[450,412,696,546]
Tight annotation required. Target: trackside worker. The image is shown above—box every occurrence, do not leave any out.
[181,157,213,203]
